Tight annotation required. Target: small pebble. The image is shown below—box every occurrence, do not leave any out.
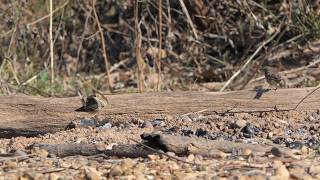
[0,148,6,154]
[100,122,112,129]
[234,119,247,129]
[241,123,260,138]
[242,148,252,156]
[271,147,282,157]
[109,165,123,177]
[151,119,166,127]
[79,119,97,127]
[273,137,287,145]
[36,149,49,158]
[195,128,208,137]
[208,149,227,158]
[168,161,180,170]
[148,154,160,161]
[166,152,176,157]
[121,159,134,172]
[309,165,320,175]
[188,113,201,121]
[267,132,273,139]
[287,141,303,149]
[181,129,194,136]
[141,120,153,128]
[179,115,192,122]
[276,165,290,179]
[49,173,60,180]
[133,163,145,175]
[3,161,18,169]
[84,166,101,180]
[187,154,195,162]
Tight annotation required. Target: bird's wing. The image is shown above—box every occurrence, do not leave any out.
[74,97,98,112]
[95,92,109,105]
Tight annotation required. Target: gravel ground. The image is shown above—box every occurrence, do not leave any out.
[1,109,320,179]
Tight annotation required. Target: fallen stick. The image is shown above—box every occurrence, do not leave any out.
[34,133,289,158]
[34,143,153,158]
[141,133,271,156]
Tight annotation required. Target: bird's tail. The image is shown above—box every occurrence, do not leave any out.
[74,106,87,112]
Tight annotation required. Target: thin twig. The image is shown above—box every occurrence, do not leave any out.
[110,58,130,72]
[0,20,17,76]
[20,70,41,86]
[293,84,320,110]
[91,0,113,92]
[178,0,198,39]
[0,154,34,163]
[157,0,163,91]
[6,58,20,85]
[49,0,54,96]
[219,29,281,92]
[166,0,172,36]
[39,168,66,174]
[26,1,69,28]
[1,11,19,86]
[134,1,145,92]
[213,108,290,115]
[84,30,101,40]
[181,108,208,116]
[76,7,93,71]
[129,138,199,166]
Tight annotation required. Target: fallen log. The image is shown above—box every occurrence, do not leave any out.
[140,133,271,156]
[0,88,319,137]
[34,143,153,158]
[34,133,293,159]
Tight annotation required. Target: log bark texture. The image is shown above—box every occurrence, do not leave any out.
[0,88,319,137]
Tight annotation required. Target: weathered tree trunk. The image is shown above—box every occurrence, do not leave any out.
[0,88,319,137]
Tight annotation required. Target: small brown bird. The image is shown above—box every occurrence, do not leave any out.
[75,91,109,117]
[262,66,283,90]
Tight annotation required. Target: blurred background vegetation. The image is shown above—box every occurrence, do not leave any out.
[0,0,320,97]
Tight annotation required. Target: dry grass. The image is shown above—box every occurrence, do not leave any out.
[0,0,319,96]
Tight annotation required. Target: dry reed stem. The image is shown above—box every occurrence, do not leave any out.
[0,25,16,76]
[134,1,145,92]
[166,0,172,35]
[49,0,54,96]
[156,0,163,91]
[91,0,112,92]
[178,0,198,39]
[0,4,20,90]
[27,1,69,28]
[76,7,93,71]
[7,60,20,85]
[219,29,281,92]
